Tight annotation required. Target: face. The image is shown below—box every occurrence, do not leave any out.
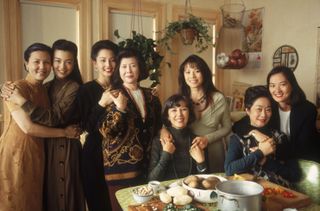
[183,63,203,89]
[268,73,292,104]
[168,101,189,129]
[119,57,139,85]
[93,49,116,78]
[25,51,52,82]
[246,97,272,128]
[53,50,74,79]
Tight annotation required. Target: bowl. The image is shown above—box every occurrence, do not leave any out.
[182,174,227,203]
[132,186,154,203]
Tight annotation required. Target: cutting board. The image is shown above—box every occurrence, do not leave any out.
[228,174,312,211]
[128,197,209,211]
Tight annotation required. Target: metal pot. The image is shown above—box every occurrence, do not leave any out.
[216,180,264,211]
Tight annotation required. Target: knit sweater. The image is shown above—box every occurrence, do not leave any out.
[148,127,207,181]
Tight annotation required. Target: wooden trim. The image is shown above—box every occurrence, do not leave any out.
[169,6,222,94]
[1,0,91,82]
[1,0,23,81]
[102,0,164,40]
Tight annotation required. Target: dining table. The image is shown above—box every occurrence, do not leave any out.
[115,174,320,211]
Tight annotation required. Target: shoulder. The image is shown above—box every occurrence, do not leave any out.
[140,87,160,103]
[293,100,317,114]
[78,80,98,93]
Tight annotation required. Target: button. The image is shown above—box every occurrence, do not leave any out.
[59,161,64,166]
[143,129,147,133]
[60,194,64,198]
[59,177,64,182]
[59,145,64,149]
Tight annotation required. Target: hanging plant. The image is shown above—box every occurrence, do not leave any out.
[158,14,213,53]
[114,30,167,87]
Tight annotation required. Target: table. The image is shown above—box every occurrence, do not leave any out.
[115,176,320,211]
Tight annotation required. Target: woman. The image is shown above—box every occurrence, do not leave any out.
[149,94,207,181]
[162,55,231,173]
[267,66,320,162]
[224,85,299,186]
[0,43,78,211]
[1,39,85,211]
[98,48,162,210]
[76,40,118,211]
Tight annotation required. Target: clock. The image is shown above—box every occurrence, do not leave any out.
[273,45,298,71]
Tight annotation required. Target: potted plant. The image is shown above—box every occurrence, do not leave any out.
[114,30,166,87]
[158,14,213,53]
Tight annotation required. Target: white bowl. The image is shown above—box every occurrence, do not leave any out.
[132,186,154,203]
[182,174,227,203]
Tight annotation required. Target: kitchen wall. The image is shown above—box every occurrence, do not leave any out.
[1,0,320,103]
[223,0,320,103]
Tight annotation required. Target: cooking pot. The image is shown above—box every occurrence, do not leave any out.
[215,180,264,211]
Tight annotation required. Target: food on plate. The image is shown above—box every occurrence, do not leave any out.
[233,174,246,180]
[184,175,198,184]
[159,192,172,204]
[163,203,203,211]
[167,186,188,197]
[184,175,220,190]
[201,177,220,189]
[173,194,193,206]
[132,186,153,196]
[263,187,296,198]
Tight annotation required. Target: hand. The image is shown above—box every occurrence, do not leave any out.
[190,143,205,163]
[249,129,269,142]
[1,81,15,100]
[111,91,127,112]
[64,124,81,139]
[160,127,173,143]
[192,136,208,149]
[258,138,276,156]
[160,138,175,154]
[98,90,119,107]
[151,84,160,97]
[5,86,27,106]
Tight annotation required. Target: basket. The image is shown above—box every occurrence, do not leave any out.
[221,3,245,28]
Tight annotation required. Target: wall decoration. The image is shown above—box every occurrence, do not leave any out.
[242,7,264,68]
[273,45,299,71]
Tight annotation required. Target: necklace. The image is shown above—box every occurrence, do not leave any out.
[192,95,206,106]
[172,136,193,179]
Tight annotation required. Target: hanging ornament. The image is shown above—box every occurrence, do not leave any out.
[216,0,248,69]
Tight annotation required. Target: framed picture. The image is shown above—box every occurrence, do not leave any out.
[273,45,299,71]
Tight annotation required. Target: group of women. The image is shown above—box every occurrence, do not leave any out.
[0,39,319,211]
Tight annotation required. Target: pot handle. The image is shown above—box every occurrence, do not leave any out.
[219,195,240,208]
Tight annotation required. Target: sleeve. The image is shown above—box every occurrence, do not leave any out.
[152,95,163,134]
[21,82,79,126]
[206,93,232,143]
[76,85,106,133]
[224,134,264,176]
[148,136,172,181]
[98,104,128,139]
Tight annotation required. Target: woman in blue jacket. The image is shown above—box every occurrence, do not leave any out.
[225,86,299,186]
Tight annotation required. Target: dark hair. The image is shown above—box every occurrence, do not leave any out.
[178,55,219,105]
[24,43,53,71]
[266,66,306,105]
[244,85,272,109]
[112,48,148,88]
[52,39,83,85]
[162,94,195,127]
[91,40,119,61]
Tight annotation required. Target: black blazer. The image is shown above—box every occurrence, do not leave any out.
[270,100,320,161]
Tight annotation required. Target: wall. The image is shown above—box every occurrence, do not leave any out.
[224,0,320,103]
[1,0,320,103]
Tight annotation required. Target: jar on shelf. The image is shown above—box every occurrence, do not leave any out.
[216,2,248,69]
